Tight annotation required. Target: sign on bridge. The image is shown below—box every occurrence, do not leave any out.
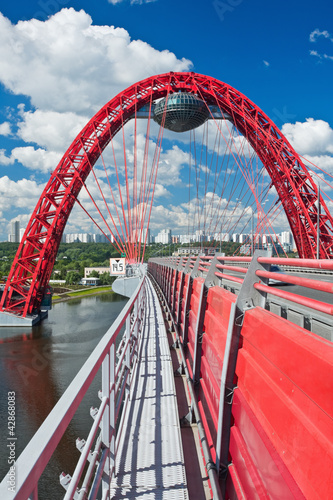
[110,258,126,276]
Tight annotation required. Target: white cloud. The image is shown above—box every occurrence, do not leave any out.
[0,122,11,136]
[0,146,62,173]
[0,9,192,115]
[282,118,333,155]
[1,10,333,239]
[0,176,42,211]
[310,51,333,61]
[303,155,333,173]
[130,0,157,3]
[17,108,89,152]
[309,29,333,61]
[108,0,157,4]
[309,29,332,42]
[0,149,12,166]
[148,204,187,231]
[156,146,188,186]
[11,147,62,173]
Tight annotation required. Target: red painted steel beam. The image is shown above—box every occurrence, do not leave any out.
[215,273,244,284]
[256,269,333,293]
[254,282,333,315]
[216,264,248,274]
[257,256,333,270]
[1,72,332,317]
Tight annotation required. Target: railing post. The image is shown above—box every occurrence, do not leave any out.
[215,250,270,488]
[109,343,116,479]
[134,294,139,340]
[191,281,206,387]
[101,352,110,495]
[125,313,131,399]
[181,257,196,346]
[175,258,185,327]
[171,262,180,314]
[192,256,220,387]
[167,264,175,306]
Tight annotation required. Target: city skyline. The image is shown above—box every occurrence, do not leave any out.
[6,221,295,258]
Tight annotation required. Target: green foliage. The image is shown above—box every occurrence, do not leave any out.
[0,240,254,282]
[0,242,19,259]
[99,272,116,285]
[65,271,82,285]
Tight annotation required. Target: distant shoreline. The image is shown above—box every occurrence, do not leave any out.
[52,286,115,303]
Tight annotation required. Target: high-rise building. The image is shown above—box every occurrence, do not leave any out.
[9,220,20,242]
[180,234,194,244]
[219,233,230,242]
[280,231,293,245]
[155,229,171,244]
[140,228,151,244]
[239,233,249,243]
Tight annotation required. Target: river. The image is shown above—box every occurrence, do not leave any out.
[0,291,128,499]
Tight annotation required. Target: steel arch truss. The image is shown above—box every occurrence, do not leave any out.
[1,72,332,317]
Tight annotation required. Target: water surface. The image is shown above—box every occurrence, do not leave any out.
[0,292,128,498]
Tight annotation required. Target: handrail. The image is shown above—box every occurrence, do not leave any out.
[257,256,333,270]
[0,275,147,500]
[148,271,223,499]
[148,251,333,498]
[149,252,333,338]
[254,281,333,316]
[256,269,333,293]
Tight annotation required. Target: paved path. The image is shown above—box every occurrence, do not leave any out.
[111,278,188,499]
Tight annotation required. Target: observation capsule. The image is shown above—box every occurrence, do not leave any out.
[153,92,210,133]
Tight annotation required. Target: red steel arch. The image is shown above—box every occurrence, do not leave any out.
[1,72,332,317]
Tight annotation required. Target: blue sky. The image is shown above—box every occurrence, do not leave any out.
[0,0,332,241]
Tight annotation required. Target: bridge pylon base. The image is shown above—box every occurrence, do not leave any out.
[0,309,48,327]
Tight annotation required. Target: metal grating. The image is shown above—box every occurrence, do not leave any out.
[111,279,188,499]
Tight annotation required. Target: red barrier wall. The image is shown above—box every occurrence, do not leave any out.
[234,307,333,500]
[200,287,237,445]
[186,277,204,376]
[179,273,190,339]
[148,261,333,499]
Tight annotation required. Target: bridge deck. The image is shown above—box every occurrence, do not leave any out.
[111,279,188,499]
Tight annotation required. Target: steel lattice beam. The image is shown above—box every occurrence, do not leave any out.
[1,72,332,317]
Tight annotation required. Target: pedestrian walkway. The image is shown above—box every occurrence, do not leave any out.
[111,279,189,499]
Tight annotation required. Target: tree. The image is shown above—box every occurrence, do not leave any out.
[99,272,115,285]
[65,271,81,285]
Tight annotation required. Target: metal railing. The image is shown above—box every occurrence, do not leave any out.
[0,274,147,500]
[152,253,333,339]
[148,272,223,499]
[148,251,333,497]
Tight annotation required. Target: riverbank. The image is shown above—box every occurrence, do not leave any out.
[52,286,116,303]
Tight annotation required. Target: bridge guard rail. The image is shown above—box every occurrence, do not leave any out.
[0,276,147,500]
[148,252,333,499]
